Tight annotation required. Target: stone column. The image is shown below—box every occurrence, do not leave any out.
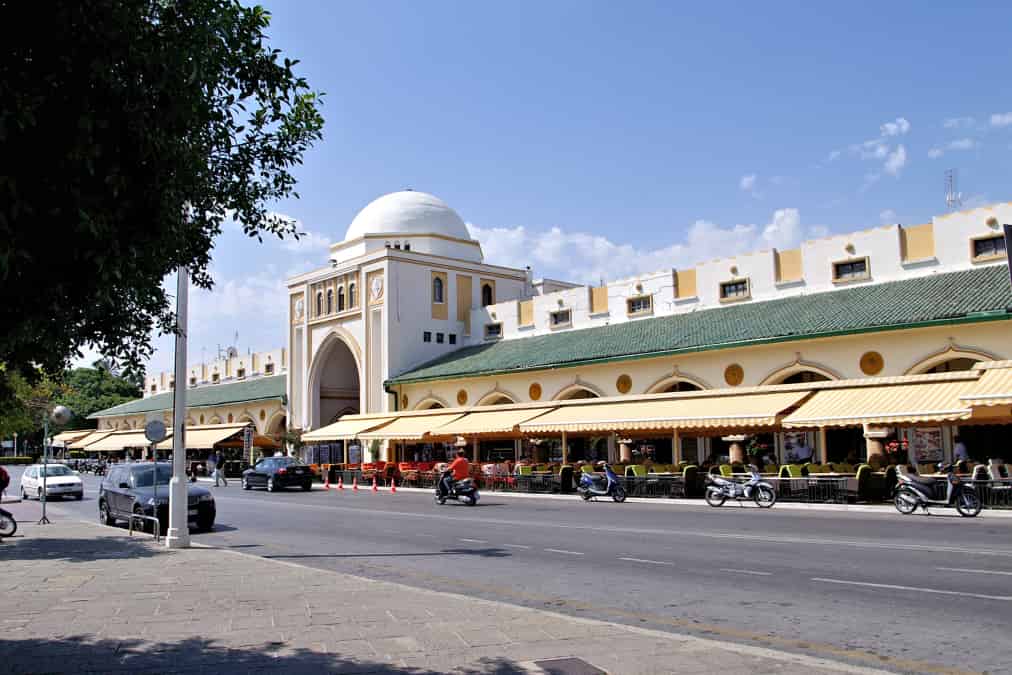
[817,428,828,464]
[619,438,633,463]
[723,434,747,464]
[672,430,682,464]
[863,425,889,463]
[607,434,618,463]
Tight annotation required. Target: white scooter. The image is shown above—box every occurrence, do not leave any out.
[705,465,776,508]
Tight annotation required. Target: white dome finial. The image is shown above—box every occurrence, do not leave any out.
[345,191,470,242]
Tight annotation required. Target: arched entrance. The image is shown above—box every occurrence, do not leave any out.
[309,333,362,430]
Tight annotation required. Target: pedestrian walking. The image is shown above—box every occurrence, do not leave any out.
[213,450,228,487]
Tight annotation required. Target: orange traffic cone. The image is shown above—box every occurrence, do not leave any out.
[352,475,359,491]
[390,478,397,494]
[324,473,330,490]
[371,475,379,492]
[337,475,344,490]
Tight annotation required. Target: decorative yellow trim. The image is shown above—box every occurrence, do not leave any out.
[724,364,745,387]
[860,351,885,376]
[528,382,543,401]
[456,389,469,406]
[616,374,632,394]
[431,271,448,320]
[675,268,697,299]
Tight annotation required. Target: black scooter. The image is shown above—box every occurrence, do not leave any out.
[434,470,479,506]
[894,462,981,517]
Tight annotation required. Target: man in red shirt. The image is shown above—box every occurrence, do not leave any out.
[440,449,470,497]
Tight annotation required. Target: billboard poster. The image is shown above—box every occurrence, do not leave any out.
[348,443,361,464]
[910,427,943,463]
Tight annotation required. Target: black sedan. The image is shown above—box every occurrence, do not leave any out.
[242,457,313,492]
[98,462,215,533]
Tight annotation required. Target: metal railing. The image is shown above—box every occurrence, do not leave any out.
[127,512,161,542]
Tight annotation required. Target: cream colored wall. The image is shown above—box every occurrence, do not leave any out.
[398,320,1010,411]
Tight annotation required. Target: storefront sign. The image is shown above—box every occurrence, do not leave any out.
[243,425,253,461]
[348,443,361,464]
[909,427,943,463]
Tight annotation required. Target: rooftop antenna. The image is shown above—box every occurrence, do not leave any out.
[944,169,963,211]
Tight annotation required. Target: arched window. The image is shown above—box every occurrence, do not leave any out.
[348,283,356,307]
[481,283,493,307]
[433,277,444,303]
[325,289,333,314]
[337,286,346,311]
[315,292,323,317]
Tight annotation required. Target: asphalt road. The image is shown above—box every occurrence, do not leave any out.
[6,467,1012,674]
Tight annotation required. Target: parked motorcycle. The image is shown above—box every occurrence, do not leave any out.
[705,465,776,508]
[577,462,627,503]
[434,470,479,506]
[0,506,16,538]
[893,462,981,517]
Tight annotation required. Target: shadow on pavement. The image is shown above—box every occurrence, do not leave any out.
[0,636,532,674]
[264,547,513,560]
[0,536,161,563]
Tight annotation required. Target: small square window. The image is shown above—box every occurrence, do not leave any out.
[719,279,750,301]
[237,368,246,379]
[627,296,652,315]
[150,385,157,393]
[449,334,457,345]
[436,332,445,344]
[833,258,869,282]
[484,323,502,340]
[550,309,571,327]
[212,373,220,383]
[423,331,432,343]
[972,235,1006,260]
[404,243,411,251]
[264,363,275,375]
[189,377,197,387]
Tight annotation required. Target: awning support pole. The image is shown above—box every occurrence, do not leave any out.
[561,431,568,464]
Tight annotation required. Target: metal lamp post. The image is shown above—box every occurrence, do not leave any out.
[165,267,190,549]
[39,405,73,524]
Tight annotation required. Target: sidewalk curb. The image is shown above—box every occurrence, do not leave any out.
[295,482,1012,518]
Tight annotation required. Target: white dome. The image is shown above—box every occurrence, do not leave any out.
[345,191,470,242]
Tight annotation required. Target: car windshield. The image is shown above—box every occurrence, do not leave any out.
[38,465,73,477]
[132,465,173,487]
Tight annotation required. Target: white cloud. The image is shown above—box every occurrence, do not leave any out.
[879,209,897,224]
[282,229,332,253]
[927,137,977,159]
[944,116,975,129]
[739,174,757,192]
[880,117,911,137]
[467,208,826,286]
[884,145,907,176]
[826,150,842,162]
[990,112,1012,128]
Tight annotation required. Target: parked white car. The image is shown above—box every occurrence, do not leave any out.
[21,464,84,501]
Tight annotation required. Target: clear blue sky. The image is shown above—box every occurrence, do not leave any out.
[129,0,1012,374]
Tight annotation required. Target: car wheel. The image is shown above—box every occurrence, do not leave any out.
[302,481,312,491]
[267,477,275,492]
[196,517,214,532]
[75,493,83,501]
[21,486,28,501]
[99,500,115,526]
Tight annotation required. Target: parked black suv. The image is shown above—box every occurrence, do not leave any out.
[98,462,215,533]
[242,456,314,492]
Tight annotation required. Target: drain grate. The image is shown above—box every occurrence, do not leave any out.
[533,657,607,675]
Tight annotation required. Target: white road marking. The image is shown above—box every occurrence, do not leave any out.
[502,543,531,549]
[458,538,488,544]
[545,548,584,556]
[720,568,772,576]
[812,577,1012,601]
[936,567,1012,576]
[620,557,674,566]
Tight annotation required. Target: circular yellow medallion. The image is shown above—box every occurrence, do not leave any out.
[616,374,632,394]
[860,351,884,375]
[724,364,744,386]
[401,394,409,409]
[259,409,266,421]
[456,389,468,405]
[529,383,542,401]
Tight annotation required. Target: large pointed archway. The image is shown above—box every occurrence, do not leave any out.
[308,332,362,430]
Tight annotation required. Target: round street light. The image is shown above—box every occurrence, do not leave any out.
[39,404,73,525]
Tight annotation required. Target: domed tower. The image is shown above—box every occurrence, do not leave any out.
[332,190,483,264]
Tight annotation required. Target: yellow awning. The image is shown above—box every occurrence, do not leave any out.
[961,364,1012,407]
[154,423,248,450]
[357,412,467,441]
[519,391,811,433]
[782,380,976,428]
[86,430,157,451]
[51,430,92,445]
[302,416,394,442]
[429,406,557,437]
[68,431,112,450]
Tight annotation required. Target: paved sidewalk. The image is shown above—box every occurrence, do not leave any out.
[0,511,886,674]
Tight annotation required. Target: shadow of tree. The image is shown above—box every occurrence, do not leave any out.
[0,636,533,674]
[0,536,161,563]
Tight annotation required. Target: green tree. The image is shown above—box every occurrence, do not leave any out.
[0,371,69,447]
[0,0,324,402]
[56,367,143,431]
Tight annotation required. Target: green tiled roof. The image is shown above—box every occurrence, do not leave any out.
[389,265,1012,385]
[88,374,286,418]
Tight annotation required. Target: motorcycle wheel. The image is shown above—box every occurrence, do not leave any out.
[955,491,982,518]
[434,494,446,505]
[0,510,16,538]
[754,485,776,508]
[894,487,919,515]
[580,491,592,501]
[705,487,727,507]
[612,486,627,503]
[464,493,478,506]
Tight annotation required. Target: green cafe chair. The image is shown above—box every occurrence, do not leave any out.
[719,464,733,477]
[518,465,533,476]
[580,464,594,474]
[627,464,648,478]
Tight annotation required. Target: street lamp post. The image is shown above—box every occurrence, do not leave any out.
[165,267,190,549]
[39,405,72,525]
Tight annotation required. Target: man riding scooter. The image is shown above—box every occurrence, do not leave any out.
[439,449,470,498]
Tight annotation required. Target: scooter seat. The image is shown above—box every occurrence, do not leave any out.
[904,474,939,487]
